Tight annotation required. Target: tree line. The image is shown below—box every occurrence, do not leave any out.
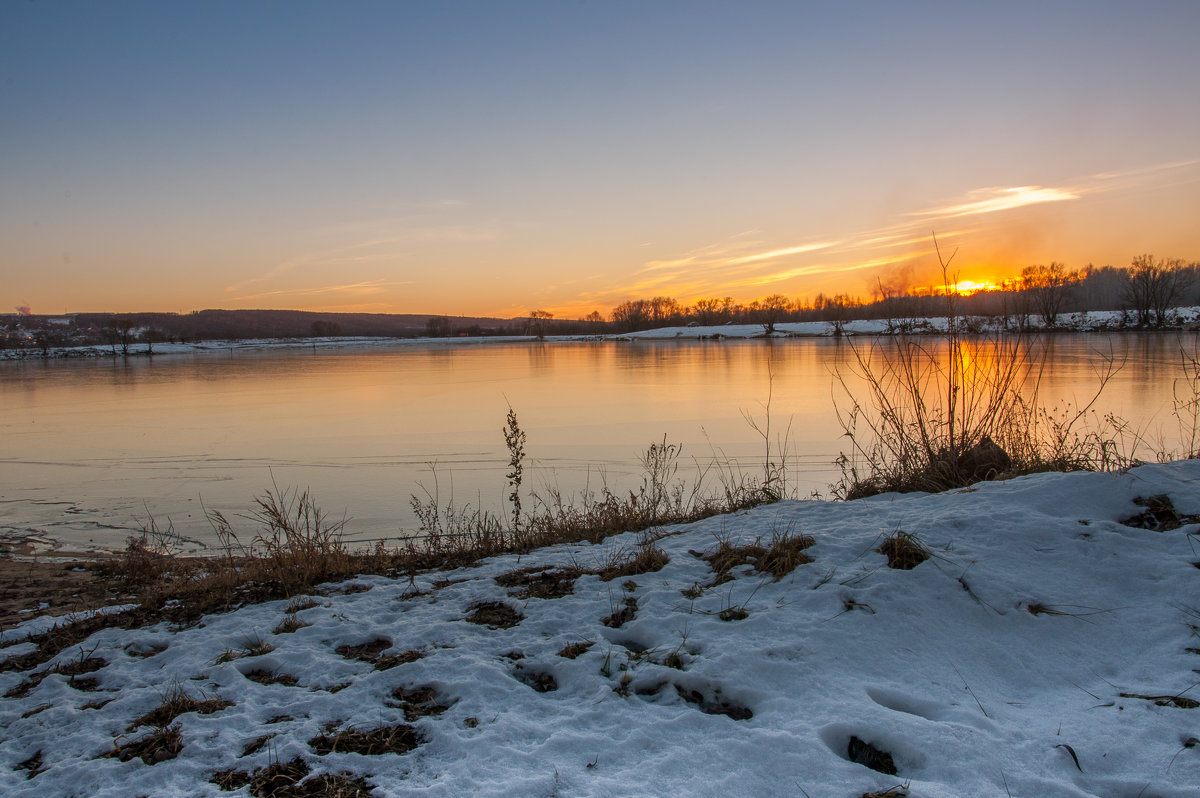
[603,255,1199,332]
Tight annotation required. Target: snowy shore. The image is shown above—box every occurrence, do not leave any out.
[2,461,1199,796]
[4,306,1200,361]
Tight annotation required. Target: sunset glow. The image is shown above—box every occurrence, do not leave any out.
[2,3,1198,317]
[950,280,1000,296]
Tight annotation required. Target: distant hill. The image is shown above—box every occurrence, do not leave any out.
[60,309,521,340]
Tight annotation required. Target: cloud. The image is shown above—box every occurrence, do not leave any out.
[1091,158,1199,181]
[228,279,413,303]
[724,241,839,265]
[910,186,1078,219]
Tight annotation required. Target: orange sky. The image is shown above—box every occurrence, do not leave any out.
[3,3,1199,319]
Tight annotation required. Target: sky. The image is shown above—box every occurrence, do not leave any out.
[3,1,1199,319]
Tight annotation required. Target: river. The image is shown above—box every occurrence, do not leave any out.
[1,333,1195,553]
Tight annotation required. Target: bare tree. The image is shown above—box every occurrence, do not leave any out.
[749,294,793,334]
[611,299,651,332]
[1123,254,1193,327]
[528,309,554,340]
[1021,262,1074,327]
[425,316,454,338]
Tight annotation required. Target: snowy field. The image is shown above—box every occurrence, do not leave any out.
[2,462,1200,796]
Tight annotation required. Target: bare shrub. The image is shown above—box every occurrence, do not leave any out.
[834,239,1130,499]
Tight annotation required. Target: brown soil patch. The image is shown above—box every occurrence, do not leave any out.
[17,749,45,780]
[240,734,275,757]
[848,735,898,775]
[103,723,183,764]
[5,653,109,698]
[670,683,752,720]
[464,601,522,629]
[1122,494,1198,532]
[557,641,594,659]
[213,757,376,796]
[495,565,582,599]
[602,597,638,628]
[514,666,558,693]
[333,638,424,670]
[244,669,300,687]
[309,724,423,756]
[0,555,137,633]
[388,685,451,720]
[335,638,390,662]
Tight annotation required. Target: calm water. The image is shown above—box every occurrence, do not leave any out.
[1,334,1194,553]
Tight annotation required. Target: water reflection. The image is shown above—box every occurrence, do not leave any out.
[0,334,1194,551]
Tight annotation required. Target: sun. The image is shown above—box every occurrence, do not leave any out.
[950,280,999,295]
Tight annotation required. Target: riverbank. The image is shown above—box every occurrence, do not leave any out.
[4,306,1199,360]
[2,462,1198,795]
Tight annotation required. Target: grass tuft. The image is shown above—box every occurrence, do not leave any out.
[128,683,233,731]
[273,612,311,635]
[495,565,583,599]
[464,601,523,629]
[243,668,299,687]
[596,540,669,582]
[309,724,423,756]
[104,723,183,764]
[557,641,594,659]
[389,686,451,720]
[877,531,930,570]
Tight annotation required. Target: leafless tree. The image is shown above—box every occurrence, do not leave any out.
[1123,254,1193,327]
[1021,262,1074,327]
[528,309,554,340]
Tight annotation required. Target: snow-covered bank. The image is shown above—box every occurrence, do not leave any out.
[5,305,1200,360]
[616,306,1200,340]
[3,462,1199,796]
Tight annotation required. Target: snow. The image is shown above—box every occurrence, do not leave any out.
[2,462,1200,796]
[7,305,1200,361]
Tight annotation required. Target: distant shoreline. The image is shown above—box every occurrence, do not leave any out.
[4,307,1199,361]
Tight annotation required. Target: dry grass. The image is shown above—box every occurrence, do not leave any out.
[698,529,815,584]
[273,613,311,635]
[308,724,423,756]
[601,597,638,628]
[833,245,1133,499]
[104,723,183,764]
[494,565,583,599]
[244,668,299,687]
[215,636,274,664]
[464,601,523,629]
[4,649,108,698]
[388,686,451,720]
[596,540,669,582]
[128,683,233,730]
[212,757,375,797]
[557,640,594,659]
[877,531,930,570]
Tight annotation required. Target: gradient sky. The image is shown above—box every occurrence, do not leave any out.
[3,1,1199,318]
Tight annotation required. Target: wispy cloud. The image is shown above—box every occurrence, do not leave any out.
[228,279,413,303]
[910,186,1078,219]
[1091,158,1200,181]
[725,241,839,265]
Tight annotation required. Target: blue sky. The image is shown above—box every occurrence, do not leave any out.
[3,1,1198,316]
